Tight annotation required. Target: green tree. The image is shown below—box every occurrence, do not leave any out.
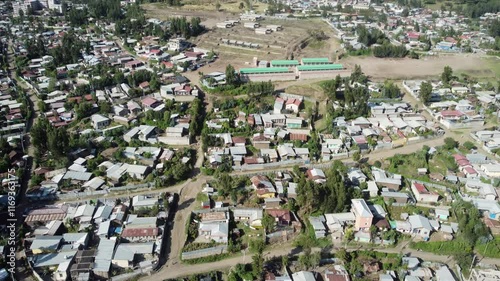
[352,151,361,162]
[99,101,111,114]
[419,81,433,104]
[225,64,238,86]
[443,137,459,150]
[215,1,221,11]
[37,100,47,113]
[441,66,453,85]
[262,212,275,233]
[463,141,476,150]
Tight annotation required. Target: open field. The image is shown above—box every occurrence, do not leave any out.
[343,55,500,82]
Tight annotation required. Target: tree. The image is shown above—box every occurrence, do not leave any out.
[419,81,433,104]
[215,1,221,11]
[225,64,238,86]
[441,66,453,85]
[239,2,245,10]
[282,255,289,269]
[336,248,351,263]
[262,212,275,233]
[352,151,361,162]
[252,253,264,279]
[249,238,265,254]
[443,137,459,150]
[37,100,47,113]
[99,101,111,114]
[463,141,476,150]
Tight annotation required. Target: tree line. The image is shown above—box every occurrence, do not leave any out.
[372,44,409,58]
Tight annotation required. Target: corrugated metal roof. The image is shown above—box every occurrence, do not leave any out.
[270,59,299,66]
[301,57,330,64]
[239,67,292,74]
[297,64,344,71]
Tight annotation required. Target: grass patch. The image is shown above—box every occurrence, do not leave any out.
[476,236,500,258]
[410,240,472,255]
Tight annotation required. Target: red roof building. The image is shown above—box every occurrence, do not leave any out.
[121,227,159,240]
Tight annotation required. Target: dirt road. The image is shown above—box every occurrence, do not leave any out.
[145,241,500,281]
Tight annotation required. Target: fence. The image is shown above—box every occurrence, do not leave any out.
[278,92,316,103]
[181,245,228,260]
[233,159,306,171]
[110,267,153,281]
[36,182,155,201]
[410,179,449,192]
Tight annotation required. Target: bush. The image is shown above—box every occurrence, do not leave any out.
[373,44,408,58]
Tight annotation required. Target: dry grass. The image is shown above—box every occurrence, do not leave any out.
[342,54,499,82]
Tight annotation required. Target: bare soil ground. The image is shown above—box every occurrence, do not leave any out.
[342,54,499,81]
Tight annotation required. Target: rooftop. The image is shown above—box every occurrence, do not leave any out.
[297,64,344,71]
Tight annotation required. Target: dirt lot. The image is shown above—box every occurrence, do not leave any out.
[342,54,500,81]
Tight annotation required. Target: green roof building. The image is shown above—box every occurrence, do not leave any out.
[239,67,292,74]
[301,58,331,65]
[296,64,344,71]
[270,60,300,67]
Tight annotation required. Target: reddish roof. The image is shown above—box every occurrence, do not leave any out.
[407,32,420,39]
[463,167,477,174]
[413,182,428,194]
[232,137,246,144]
[275,97,285,104]
[352,135,367,144]
[441,110,464,118]
[457,159,471,167]
[253,134,269,141]
[244,157,260,165]
[286,98,301,106]
[139,81,150,88]
[149,49,162,54]
[122,227,158,238]
[141,97,159,107]
[84,94,93,101]
[290,133,308,141]
[453,154,467,161]
[266,209,291,223]
[162,61,174,68]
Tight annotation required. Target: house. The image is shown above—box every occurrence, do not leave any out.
[411,182,439,203]
[309,216,327,238]
[481,164,500,178]
[465,180,498,200]
[274,98,285,114]
[408,214,432,240]
[435,266,456,281]
[266,209,294,226]
[253,134,271,149]
[325,265,350,281]
[198,221,229,243]
[25,205,68,227]
[132,195,158,209]
[435,208,450,221]
[93,205,113,224]
[285,98,302,113]
[112,242,155,268]
[352,199,373,231]
[306,168,326,184]
[91,114,110,130]
[121,227,159,242]
[292,271,316,281]
[233,208,262,227]
[94,238,116,279]
[366,181,379,197]
[30,236,62,254]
